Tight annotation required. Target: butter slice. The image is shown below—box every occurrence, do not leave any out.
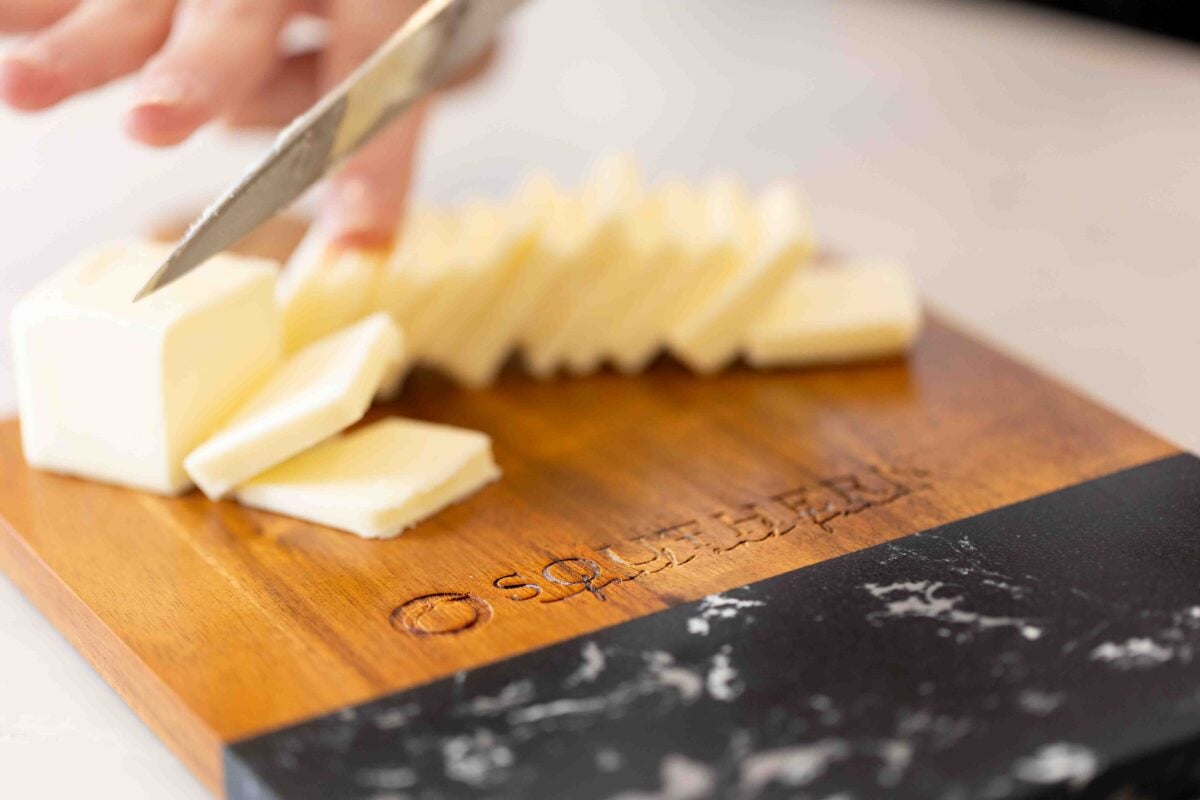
[606,183,706,373]
[403,201,513,364]
[669,181,813,374]
[235,418,499,539]
[521,159,639,378]
[558,153,643,375]
[378,207,457,331]
[422,202,537,381]
[184,312,403,499]
[435,202,545,388]
[277,228,386,353]
[278,231,412,400]
[744,261,921,367]
[12,241,280,494]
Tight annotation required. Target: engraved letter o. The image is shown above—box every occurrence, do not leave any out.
[391,592,493,636]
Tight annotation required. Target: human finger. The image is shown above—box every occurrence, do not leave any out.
[0,0,77,33]
[126,0,290,146]
[0,0,173,111]
[321,100,428,246]
[320,0,419,87]
[222,51,317,129]
[317,0,424,244]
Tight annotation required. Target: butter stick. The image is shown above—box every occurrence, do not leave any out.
[12,241,281,495]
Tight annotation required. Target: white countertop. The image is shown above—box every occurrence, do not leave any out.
[1,0,1197,796]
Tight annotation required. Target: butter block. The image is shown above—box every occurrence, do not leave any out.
[431,173,571,386]
[11,241,281,494]
[184,312,403,499]
[278,228,386,353]
[378,208,458,398]
[235,418,499,539]
[668,181,813,374]
[744,260,921,367]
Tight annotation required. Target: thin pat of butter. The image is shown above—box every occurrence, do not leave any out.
[184,312,403,499]
[744,261,921,367]
[235,417,499,539]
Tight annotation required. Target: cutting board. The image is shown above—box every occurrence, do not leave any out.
[0,219,1194,799]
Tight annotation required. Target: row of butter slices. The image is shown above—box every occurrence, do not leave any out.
[12,158,921,539]
[280,153,922,391]
[13,241,497,538]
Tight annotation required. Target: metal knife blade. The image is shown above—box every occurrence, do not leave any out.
[134,0,526,301]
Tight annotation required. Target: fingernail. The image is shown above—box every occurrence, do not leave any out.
[134,72,194,109]
[8,40,57,69]
[127,72,207,144]
[0,42,67,110]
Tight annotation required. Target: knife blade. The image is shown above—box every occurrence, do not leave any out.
[134,0,527,301]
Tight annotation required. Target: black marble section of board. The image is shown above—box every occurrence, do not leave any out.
[227,454,1200,800]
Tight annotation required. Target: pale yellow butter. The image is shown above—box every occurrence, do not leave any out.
[11,241,281,494]
[434,200,546,389]
[184,312,403,499]
[558,153,644,375]
[669,181,814,374]
[402,201,513,364]
[606,182,707,374]
[521,157,640,378]
[379,207,458,335]
[744,260,921,367]
[277,228,385,354]
[422,202,537,382]
[235,417,499,539]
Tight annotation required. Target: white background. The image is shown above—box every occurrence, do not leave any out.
[1,0,1198,796]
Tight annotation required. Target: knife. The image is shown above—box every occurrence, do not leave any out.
[134,0,527,301]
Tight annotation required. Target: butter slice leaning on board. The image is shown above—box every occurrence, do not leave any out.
[606,182,708,374]
[277,228,385,354]
[744,260,921,367]
[422,201,537,383]
[11,241,281,495]
[521,163,637,377]
[236,418,499,539]
[184,312,403,499]
[559,153,643,375]
[277,231,413,399]
[668,181,814,374]
[439,184,558,388]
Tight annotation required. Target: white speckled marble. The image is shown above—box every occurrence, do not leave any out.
[1,0,1198,796]
[223,456,1200,799]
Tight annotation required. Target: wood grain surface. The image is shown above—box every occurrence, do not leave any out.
[0,219,1178,794]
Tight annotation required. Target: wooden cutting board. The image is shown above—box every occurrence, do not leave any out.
[0,220,1182,797]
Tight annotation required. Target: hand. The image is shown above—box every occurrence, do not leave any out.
[0,1,483,245]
